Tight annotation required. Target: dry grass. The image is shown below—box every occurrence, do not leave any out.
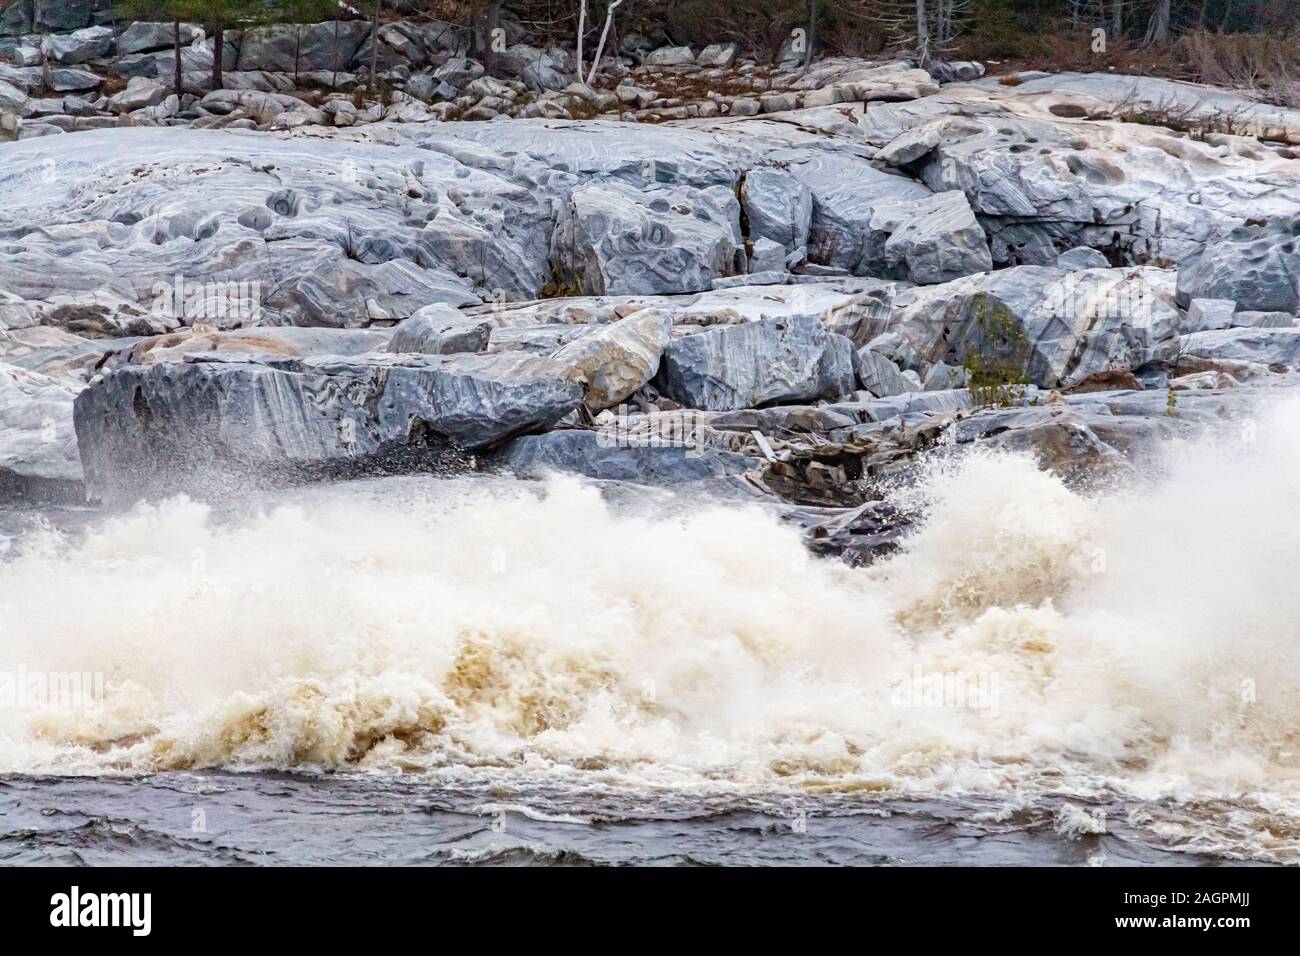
[1174,30,1300,107]
[975,24,1300,109]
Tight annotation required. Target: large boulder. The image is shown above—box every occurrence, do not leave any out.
[46,68,101,92]
[853,347,919,397]
[0,78,25,112]
[495,428,754,484]
[865,190,992,284]
[34,0,91,33]
[0,0,34,37]
[117,21,202,56]
[1177,328,1300,369]
[552,181,742,296]
[869,85,1300,266]
[643,46,694,67]
[741,167,812,256]
[885,265,1182,388]
[198,88,309,122]
[655,314,856,411]
[106,76,168,114]
[73,351,586,502]
[388,303,491,355]
[549,308,672,411]
[0,361,82,502]
[1176,220,1300,316]
[797,156,931,273]
[42,25,113,65]
[432,56,483,90]
[238,21,369,75]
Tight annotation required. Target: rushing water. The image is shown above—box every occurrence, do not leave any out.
[1,399,1298,865]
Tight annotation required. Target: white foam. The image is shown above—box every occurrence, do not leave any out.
[1,398,1298,856]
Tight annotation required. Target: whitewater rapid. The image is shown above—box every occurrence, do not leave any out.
[1,398,1298,860]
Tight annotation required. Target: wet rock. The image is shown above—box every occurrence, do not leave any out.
[389,304,491,355]
[73,351,586,502]
[550,308,672,411]
[655,314,856,411]
[0,361,83,501]
[495,428,755,483]
[552,181,741,296]
[1056,247,1110,270]
[853,348,918,398]
[42,25,112,64]
[1177,220,1300,315]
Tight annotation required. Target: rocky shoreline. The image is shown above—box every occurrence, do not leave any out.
[3,13,1299,562]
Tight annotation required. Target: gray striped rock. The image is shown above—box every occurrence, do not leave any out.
[0,362,82,501]
[655,314,856,411]
[73,351,586,502]
[1176,220,1300,316]
[552,181,742,296]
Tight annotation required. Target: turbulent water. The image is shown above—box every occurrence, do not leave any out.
[1,399,1298,865]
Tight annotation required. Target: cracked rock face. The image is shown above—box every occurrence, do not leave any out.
[655,314,856,411]
[885,265,1182,389]
[0,127,537,321]
[72,351,586,503]
[1177,219,1300,315]
[550,308,673,411]
[552,180,743,296]
[869,85,1300,267]
[865,190,993,284]
[6,60,1300,508]
[0,362,82,498]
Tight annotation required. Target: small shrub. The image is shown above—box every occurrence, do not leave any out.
[963,293,1033,408]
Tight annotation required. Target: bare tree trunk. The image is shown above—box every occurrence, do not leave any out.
[173,20,182,98]
[333,18,340,88]
[805,0,817,68]
[1112,0,1124,36]
[576,0,587,82]
[916,0,930,66]
[212,27,224,91]
[485,1,502,77]
[1147,0,1170,46]
[368,0,383,96]
[585,0,624,86]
